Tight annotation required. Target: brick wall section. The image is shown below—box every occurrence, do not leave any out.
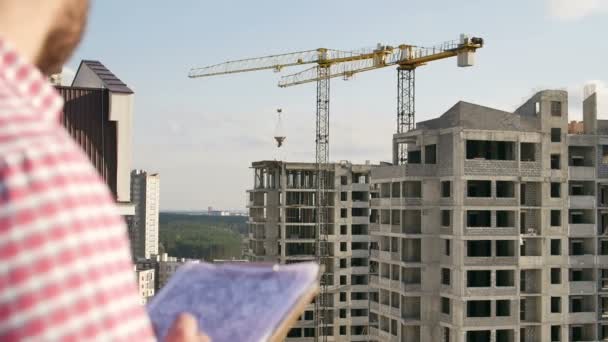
[521,209,540,233]
[524,183,541,206]
[520,162,541,177]
[438,133,453,177]
[464,160,519,176]
[521,142,542,177]
[404,164,437,177]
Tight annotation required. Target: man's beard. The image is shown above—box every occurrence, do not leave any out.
[36,0,89,75]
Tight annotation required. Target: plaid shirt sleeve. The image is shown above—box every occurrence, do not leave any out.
[0,40,156,341]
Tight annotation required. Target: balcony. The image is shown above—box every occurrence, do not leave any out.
[465,286,517,297]
[464,315,517,327]
[389,306,400,318]
[401,282,422,292]
[464,256,517,266]
[465,227,518,237]
[569,166,596,180]
[464,159,519,176]
[352,250,369,258]
[379,251,392,260]
[520,256,548,268]
[352,216,369,225]
[569,255,595,267]
[350,300,368,308]
[390,280,401,291]
[350,316,368,325]
[569,195,596,208]
[599,256,608,268]
[568,224,596,237]
[379,277,391,287]
[370,301,379,311]
[378,302,391,315]
[351,235,369,243]
[370,250,379,259]
[568,312,596,324]
[351,266,368,274]
[520,160,542,177]
[376,329,393,342]
[351,183,369,192]
[570,281,597,294]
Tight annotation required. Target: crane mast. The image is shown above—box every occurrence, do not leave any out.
[315,64,330,342]
[397,67,415,162]
[188,34,483,342]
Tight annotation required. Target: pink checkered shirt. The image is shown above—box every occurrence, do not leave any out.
[0,39,155,340]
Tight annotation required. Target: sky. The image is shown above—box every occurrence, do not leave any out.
[66,0,608,210]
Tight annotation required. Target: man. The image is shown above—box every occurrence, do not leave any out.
[0,1,206,340]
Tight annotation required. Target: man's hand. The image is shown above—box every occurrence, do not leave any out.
[165,313,211,342]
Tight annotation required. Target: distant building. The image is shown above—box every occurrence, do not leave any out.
[134,266,155,305]
[569,120,584,134]
[207,209,230,216]
[128,170,160,259]
[56,60,136,216]
[155,253,200,290]
[212,259,249,264]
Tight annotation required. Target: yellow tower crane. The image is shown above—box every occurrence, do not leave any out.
[277,34,484,163]
[188,34,483,342]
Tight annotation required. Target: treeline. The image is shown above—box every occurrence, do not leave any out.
[160,213,247,235]
[159,213,246,261]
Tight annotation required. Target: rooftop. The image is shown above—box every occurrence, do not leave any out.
[73,60,134,94]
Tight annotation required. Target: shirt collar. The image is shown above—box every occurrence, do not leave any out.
[0,37,64,123]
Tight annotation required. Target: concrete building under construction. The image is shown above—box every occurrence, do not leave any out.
[369,88,608,342]
[246,161,375,341]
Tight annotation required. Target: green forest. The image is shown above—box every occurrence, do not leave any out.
[159,213,247,261]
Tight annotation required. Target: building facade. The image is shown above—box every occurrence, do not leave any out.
[128,170,160,259]
[370,89,608,342]
[155,253,200,290]
[134,267,155,305]
[56,60,135,216]
[246,161,375,341]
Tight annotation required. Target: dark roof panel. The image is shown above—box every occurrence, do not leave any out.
[75,60,134,94]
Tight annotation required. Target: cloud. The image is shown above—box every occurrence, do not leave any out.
[167,120,182,135]
[547,0,608,21]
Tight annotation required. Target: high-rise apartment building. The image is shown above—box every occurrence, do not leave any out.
[369,89,608,342]
[246,161,375,341]
[128,170,160,259]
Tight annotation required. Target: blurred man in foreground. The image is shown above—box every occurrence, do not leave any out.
[0,1,206,340]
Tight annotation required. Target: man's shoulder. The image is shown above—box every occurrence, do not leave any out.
[0,124,77,159]
[0,126,102,187]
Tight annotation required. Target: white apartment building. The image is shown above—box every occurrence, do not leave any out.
[134,267,155,305]
[128,170,160,259]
